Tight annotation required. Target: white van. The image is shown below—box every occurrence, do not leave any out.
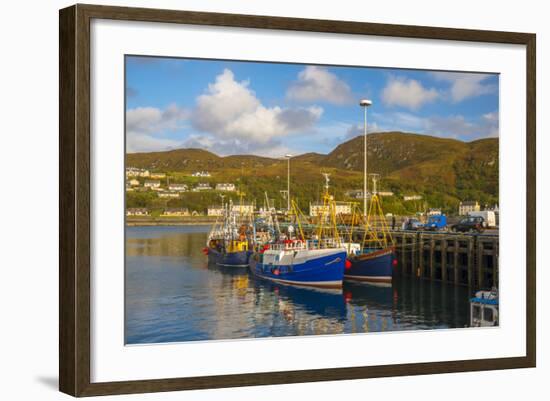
[467,211,496,228]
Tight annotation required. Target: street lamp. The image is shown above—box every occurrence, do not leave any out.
[359,99,372,218]
[284,154,292,212]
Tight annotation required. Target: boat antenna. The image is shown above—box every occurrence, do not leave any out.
[369,173,380,195]
[322,172,331,194]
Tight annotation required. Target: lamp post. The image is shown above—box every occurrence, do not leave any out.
[360,99,372,218]
[284,154,292,212]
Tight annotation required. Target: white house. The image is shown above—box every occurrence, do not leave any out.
[195,183,212,191]
[427,208,442,216]
[158,191,180,198]
[161,208,189,217]
[231,203,255,215]
[459,201,480,216]
[126,208,149,216]
[207,205,225,217]
[309,202,352,217]
[345,190,370,200]
[404,195,422,201]
[126,167,150,178]
[144,180,161,189]
[150,172,166,179]
[192,171,211,177]
[378,191,394,197]
[216,183,236,192]
[168,183,188,192]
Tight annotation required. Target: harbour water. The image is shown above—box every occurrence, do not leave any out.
[125,225,472,344]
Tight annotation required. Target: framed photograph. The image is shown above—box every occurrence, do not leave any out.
[59,4,536,397]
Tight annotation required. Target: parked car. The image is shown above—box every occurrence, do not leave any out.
[402,218,423,231]
[423,214,447,231]
[467,211,497,228]
[450,216,485,233]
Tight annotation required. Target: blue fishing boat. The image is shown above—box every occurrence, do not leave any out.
[206,239,252,267]
[345,246,395,284]
[250,239,346,289]
[344,190,396,284]
[250,174,347,288]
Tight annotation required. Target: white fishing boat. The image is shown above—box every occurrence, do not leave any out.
[470,287,499,327]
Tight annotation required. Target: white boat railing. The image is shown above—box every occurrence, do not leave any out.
[267,238,343,251]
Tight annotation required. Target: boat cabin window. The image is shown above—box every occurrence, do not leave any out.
[483,307,494,322]
[472,305,481,320]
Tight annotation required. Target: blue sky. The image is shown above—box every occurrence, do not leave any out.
[125,56,499,156]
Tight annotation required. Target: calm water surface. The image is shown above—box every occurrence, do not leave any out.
[126,225,471,344]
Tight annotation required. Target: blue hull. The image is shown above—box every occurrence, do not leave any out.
[250,250,346,289]
[345,248,394,283]
[208,248,251,267]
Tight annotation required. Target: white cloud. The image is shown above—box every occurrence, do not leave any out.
[343,122,381,140]
[372,111,498,140]
[182,134,293,158]
[127,134,182,153]
[126,104,189,152]
[430,72,496,102]
[381,76,440,110]
[125,70,323,155]
[191,69,323,147]
[126,104,188,134]
[286,66,353,105]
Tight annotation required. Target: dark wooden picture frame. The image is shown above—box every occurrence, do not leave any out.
[59,3,536,397]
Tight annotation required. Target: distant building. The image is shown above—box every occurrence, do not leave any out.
[309,202,352,217]
[192,171,211,177]
[126,208,149,216]
[195,183,212,191]
[157,191,180,198]
[161,208,189,217]
[207,205,225,217]
[345,190,371,200]
[231,202,255,215]
[404,195,422,201]
[150,172,166,179]
[168,183,188,192]
[128,178,140,187]
[427,208,442,216]
[346,189,392,199]
[144,180,161,189]
[216,183,236,192]
[126,167,150,178]
[459,201,480,216]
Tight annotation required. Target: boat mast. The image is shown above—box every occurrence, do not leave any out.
[360,99,372,218]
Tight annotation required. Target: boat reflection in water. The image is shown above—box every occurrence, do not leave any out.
[125,226,471,344]
[253,279,347,322]
[342,277,470,332]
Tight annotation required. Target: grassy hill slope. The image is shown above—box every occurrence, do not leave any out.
[126,132,499,214]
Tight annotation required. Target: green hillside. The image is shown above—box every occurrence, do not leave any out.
[126,132,499,215]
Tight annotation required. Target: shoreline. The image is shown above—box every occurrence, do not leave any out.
[126,217,216,226]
